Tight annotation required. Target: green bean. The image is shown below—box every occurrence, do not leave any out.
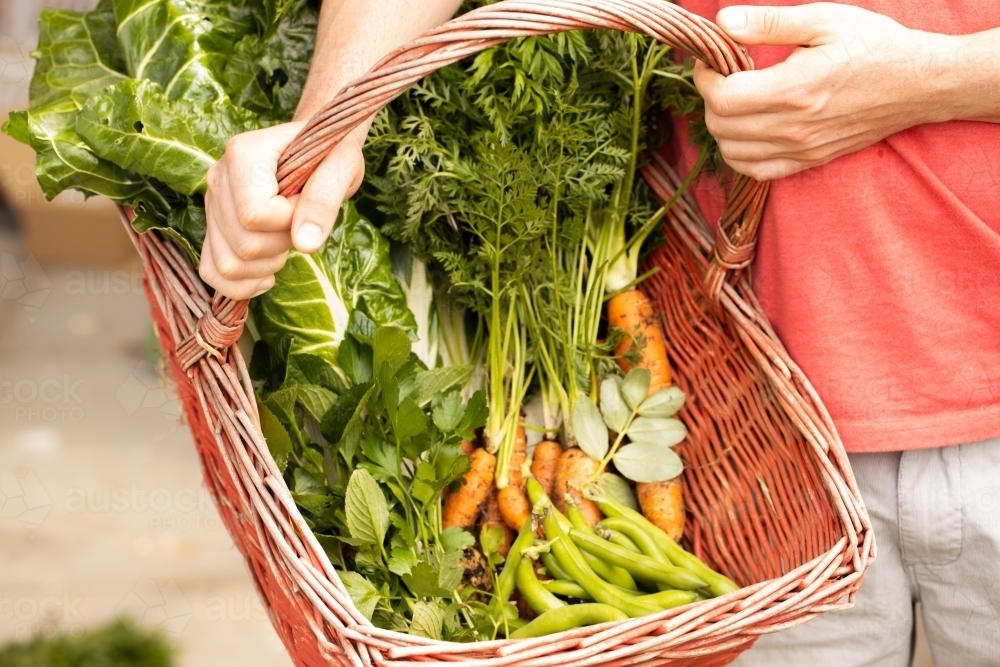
[595,497,739,597]
[541,580,593,600]
[606,529,642,554]
[516,559,566,614]
[526,477,548,506]
[509,603,629,638]
[598,517,665,560]
[543,509,660,618]
[635,589,700,609]
[539,552,572,581]
[570,529,707,591]
[492,520,535,607]
[566,500,594,533]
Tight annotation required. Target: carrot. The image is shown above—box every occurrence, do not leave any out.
[530,440,563,498]
[508,423,528,488]
[607,289,671,392]
[482,489,514,556]
[554,448,603,527]
[636,479,685,542]
[497,485,532,532]
[443,448,496,530]
[460,439,475,456]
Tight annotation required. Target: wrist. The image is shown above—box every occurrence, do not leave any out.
[909,30,1000,125]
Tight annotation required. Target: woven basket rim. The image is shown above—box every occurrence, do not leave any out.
[121,1,875,664]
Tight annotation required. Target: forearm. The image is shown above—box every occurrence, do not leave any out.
[296,0,464,120]
[922,28,1000,125]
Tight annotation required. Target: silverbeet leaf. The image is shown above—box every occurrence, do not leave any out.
[76,79,258,195]
[112,0,254,102]
[252,203,415,369]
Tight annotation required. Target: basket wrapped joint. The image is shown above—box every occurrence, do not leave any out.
[123,1,874,665]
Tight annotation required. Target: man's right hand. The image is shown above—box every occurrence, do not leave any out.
[200,122,367,299]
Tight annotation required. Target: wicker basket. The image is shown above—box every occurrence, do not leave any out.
[118,1,874,665]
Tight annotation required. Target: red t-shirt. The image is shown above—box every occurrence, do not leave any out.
[672,0,1000,452]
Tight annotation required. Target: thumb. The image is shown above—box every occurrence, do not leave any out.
[717,4,834,47]
[291,134,366,254]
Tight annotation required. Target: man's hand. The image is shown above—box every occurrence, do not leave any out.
[200,0,463,299]
[200,123,366,299]
[695,3,961,181]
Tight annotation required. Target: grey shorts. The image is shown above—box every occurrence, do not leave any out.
[734,436,1000,667]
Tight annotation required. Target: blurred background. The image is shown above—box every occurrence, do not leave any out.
[0,0,292,664]
[0,1,933,666]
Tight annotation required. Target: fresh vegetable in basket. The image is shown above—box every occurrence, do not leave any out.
[6,0,737,642]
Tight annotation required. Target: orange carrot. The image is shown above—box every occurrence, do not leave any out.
[554,448,603,527]
[530,440,563,499]
[607,289,671,392]
[497,485,532,532]
[482,489,514,556]
[637,479,685,542]
[508,423,528,488]
[460,439,475,456]
[443,448,496,530]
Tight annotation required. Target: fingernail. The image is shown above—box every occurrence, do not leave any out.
[296,222,324,251]
[719,7,747,31]
[252,279,273,298]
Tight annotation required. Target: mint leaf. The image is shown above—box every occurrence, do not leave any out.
[257,401,292,473]
[338,571,381,620]
[345,469,389,547]
[416,365,474,406]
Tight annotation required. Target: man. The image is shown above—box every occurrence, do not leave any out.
[203,2,1000,665]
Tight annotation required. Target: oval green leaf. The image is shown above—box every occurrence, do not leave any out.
[599,376,630,433]
[621,368,651,410]
[626,417,687,448]
[613,443,684,484]
[572,395,609,461]
[598,473,639,511]
[637,386,685,418]
[345,468,390,546]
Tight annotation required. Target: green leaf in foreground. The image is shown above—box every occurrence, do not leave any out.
[612,443,684,484]
[416,365,475,406]
[257,401,292,473]
[599,376,630,433]
[76,79,258,195]
[597,472,639,511]
[637,386,686,418]
[345,469,389,547]
[338,571,381,620]
[626,417,687,448]
[572,395,609,461]
[621,368,651,410]
[410,601,445,640]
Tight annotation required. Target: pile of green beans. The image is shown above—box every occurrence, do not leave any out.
[506,480,737,639]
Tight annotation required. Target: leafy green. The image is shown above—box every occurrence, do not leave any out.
[3,0,319,251]
[252,203,416,372]
[0,619,173,667]
[77,79,258,195]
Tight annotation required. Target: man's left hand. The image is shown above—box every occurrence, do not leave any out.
[695,2,957,180]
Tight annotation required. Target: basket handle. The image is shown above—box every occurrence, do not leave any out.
[179,0,766,370]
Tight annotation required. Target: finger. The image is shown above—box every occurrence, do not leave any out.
[724,158,806,181]
[716,4,839,47]
[700,65,801,117]
[199,233,276,300]
[224,123,304,232]
[291,128,367,253]
[205,217,289,282]
[717,139,788,163]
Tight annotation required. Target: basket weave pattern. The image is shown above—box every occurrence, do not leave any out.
[120,2,874,666]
